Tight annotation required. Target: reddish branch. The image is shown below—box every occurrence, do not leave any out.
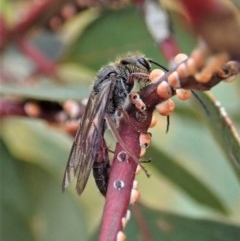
[0,0,57,50]
[131,204,154,241]
[0,99,68,123]
[177,0,240,60]
[134,0,181,61]
[99,117,143,240]
[17,39,58,78]
[159,37,180,62]
[0,0,130,50]
[0,0,100,50]
[0,100,26,118]
[99,60,240,241]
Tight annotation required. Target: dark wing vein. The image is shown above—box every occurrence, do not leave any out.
[62,80,113,195]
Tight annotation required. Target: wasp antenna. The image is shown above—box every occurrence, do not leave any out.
[148,59,169,72]
[140,158,152,164]
[191,90,210,115]
[166,115,170,133]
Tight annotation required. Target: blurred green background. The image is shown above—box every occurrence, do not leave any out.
[1,2,240,241]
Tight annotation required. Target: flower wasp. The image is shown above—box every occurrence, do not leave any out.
[62,53,161,196]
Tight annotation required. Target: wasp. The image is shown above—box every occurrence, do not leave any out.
[62,53,155,196]
[92,138,111,196]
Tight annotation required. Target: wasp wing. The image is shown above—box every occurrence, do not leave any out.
[62,78,113,195]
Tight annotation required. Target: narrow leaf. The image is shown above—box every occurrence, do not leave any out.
[0,139,88,241]
[146,146,228,213]
[191,91,240,181]
[127,204,240,241]
[0,83,90,102]
[0,118,70,174]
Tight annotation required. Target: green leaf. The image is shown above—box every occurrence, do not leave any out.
[145,145,228,214]
[0,138,89,241]
[1,139,34,241]
[89,203,240,241]
[0,83,90,102]
[63,5,196,70]
[1,138,89,241]
[191,91,240,181]
[126,204,240,241]
[0,118,71,174]
[64,6,167,70]
[60,8,101,47]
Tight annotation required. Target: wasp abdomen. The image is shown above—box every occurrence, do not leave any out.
[93,160,110,196]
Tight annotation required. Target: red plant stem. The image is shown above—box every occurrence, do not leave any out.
[12,0,58,35]
[0,0,107,50]
[131,204,154,241]
[178,0,219,25]
[99,60,239,240]
[135,0,180,61]
[142,62,240,108]
[99,110,152,241]
[177,0,240,59]
[159,37,180,61]
[17,39,57,77]
[0,100,26,118]
[0,0,62,50]
[0,99,66,123]
[0,15,9,49]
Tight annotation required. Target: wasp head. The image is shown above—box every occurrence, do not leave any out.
[120,55,151,73]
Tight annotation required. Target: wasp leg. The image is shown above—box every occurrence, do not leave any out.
[105,113,151,178]
[128,72,150,85]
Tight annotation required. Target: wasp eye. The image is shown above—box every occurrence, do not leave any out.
[137,57,151,71]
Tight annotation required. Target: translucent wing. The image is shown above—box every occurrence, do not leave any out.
[62,78,113,195]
